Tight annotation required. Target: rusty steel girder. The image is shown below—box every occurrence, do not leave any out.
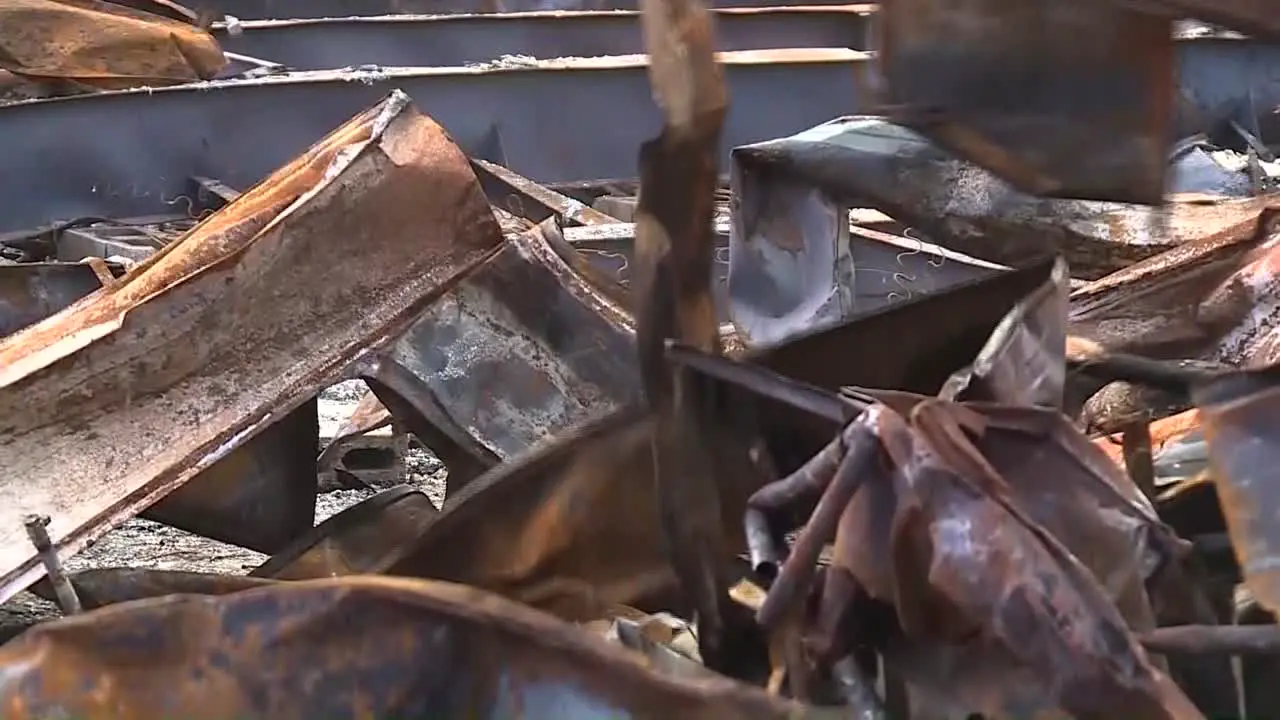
[0,91,503,603]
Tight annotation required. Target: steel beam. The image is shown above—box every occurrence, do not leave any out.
[210,0,866,20]
[0,49,869,233]
[216,8,876,69]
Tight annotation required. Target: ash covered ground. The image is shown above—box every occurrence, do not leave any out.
[0,380,448,640]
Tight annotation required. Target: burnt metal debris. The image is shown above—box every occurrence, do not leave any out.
[7,0,1280,718]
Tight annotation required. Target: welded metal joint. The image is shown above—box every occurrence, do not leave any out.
[23,514,81,615]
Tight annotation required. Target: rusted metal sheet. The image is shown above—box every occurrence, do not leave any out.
[0,49,867,233]
[1193,368,1280,615]
[0,91,503,604]
[384,263,1053,623]
[724,268,1205,717]
[1131,0,1280,39]
[877,0,1173,205]
[1067,199,1280,425]
[728,123,1009,345]
[473,158,618,227]
[757,396,1200,718]
[0,0,226,91]
[386,407,771,622]
[0,577,808,719]
[1069,197,1280,360]
[358,221,637,492]
[0,259,322,555]
[729,117,1272,284]
[216,7,877,71]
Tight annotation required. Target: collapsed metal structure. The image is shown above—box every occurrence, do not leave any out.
[7,0,1280,717]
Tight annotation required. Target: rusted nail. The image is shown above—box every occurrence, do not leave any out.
[23,514,81,615]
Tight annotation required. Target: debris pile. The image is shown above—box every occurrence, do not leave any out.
[5,0,1280,717]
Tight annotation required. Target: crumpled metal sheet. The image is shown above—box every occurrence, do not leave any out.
[1069,195,1280,362]
[362,221,638,492]
[828,397,1201,719]
[1192,367,1280,615]
[728,138,1004,345]
[383,263,1053,622]
[724,263,1204,717]
[0,576,810,719]
[729,117,1271,284]
[876,0,1173,205]
[942,258,1069,408]
[31,568,276,610]
[939,260,1231,716]
[0,0,225,90]
[0,91,503,604]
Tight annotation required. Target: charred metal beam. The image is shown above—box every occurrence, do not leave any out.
[471,158,618,226]
[216,8,876,69]
[0,50,867,233]
[0,92,504,604]
[207,0,865,20]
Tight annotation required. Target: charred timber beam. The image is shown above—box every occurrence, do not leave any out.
[0,50,867,234]
[216,8,877,69]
